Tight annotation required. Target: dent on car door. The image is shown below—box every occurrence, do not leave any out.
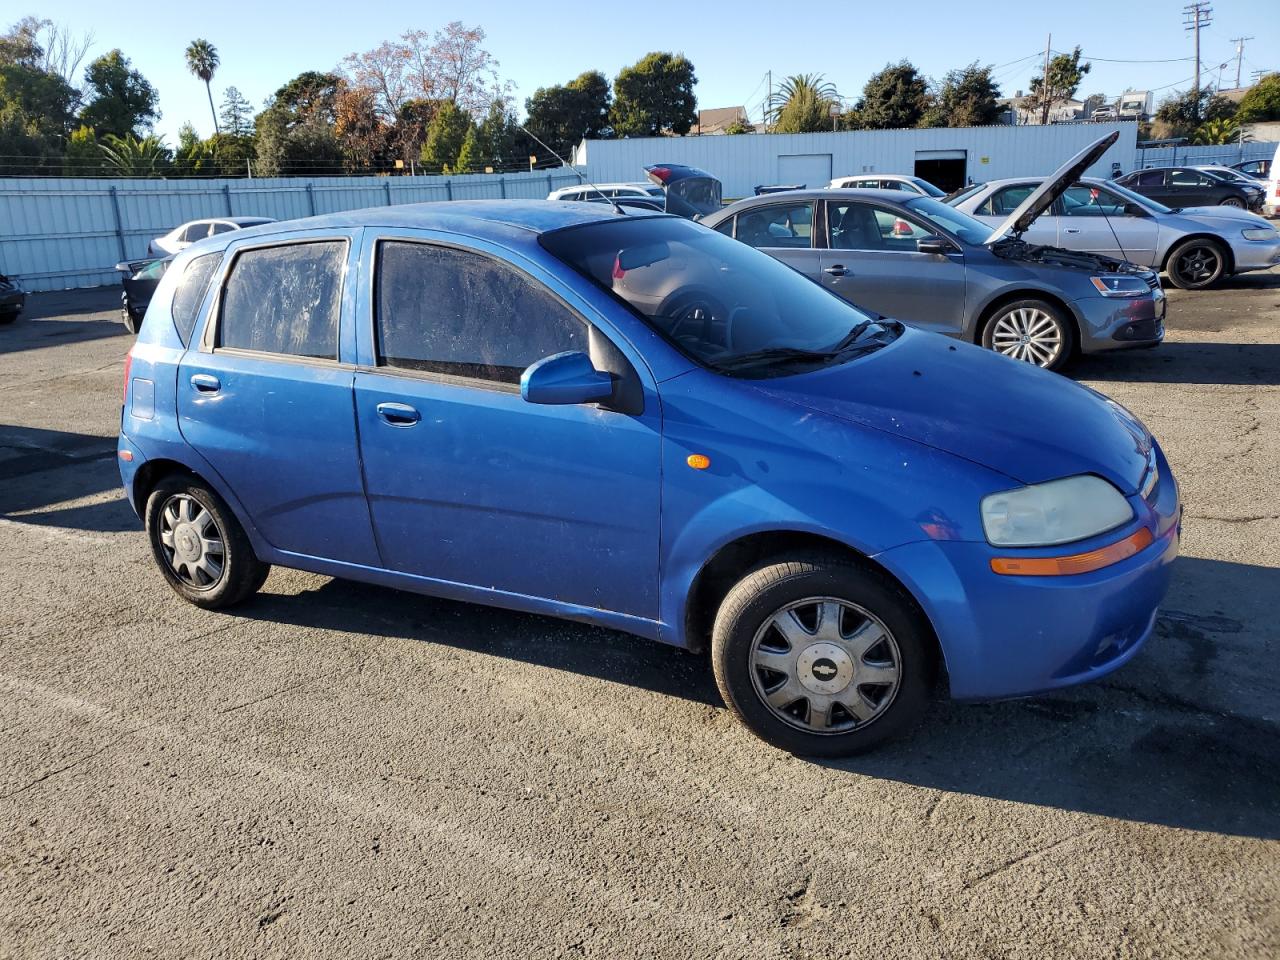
[731,201,822,278]
[177,235,379,566]
[820,201,967,335]
[352,237,662,619]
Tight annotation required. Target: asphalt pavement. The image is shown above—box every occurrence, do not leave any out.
[1,277,1278,959]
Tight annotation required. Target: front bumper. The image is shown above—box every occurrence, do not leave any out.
[874,445,1181,701]
[1229,236,1280,273]
[1073,289,1165,354]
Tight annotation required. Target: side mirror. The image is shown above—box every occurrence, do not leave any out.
[916,236,954,255]
[521,351,613,406]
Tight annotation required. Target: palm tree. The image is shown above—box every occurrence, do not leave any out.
[767,74,840,127]
[185,39,221,135]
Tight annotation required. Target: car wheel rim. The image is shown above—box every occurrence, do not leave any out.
[749,597,902,735]
[157,494,225,589]
[1221,198,1244,208]
[989,307,1063,367]
[1176,246,1219,285]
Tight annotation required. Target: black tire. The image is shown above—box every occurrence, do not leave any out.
[0,309,17,326]
[121,307,142,335]
[711,553,933,757]
[980,298,1075,372]
[1165,238,1227,290]
[145,475,269,609]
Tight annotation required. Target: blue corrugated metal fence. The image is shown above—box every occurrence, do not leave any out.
[0,169,583,291]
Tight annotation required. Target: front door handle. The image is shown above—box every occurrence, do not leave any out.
[190,373,221,394]
[823,264,849,277]
[1064,227,1082,234]
[376,401,420,426]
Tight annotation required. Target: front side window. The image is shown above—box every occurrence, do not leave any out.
[713,217,735,237]
[218,241,345,359]
[901,197,991,244]
[540,217,897,378]
[734,202,813,249]
[1059,185,1128,217]
[375,241,586,384]
[171,252,221,345]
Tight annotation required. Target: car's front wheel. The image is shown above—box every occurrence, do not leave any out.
[1219,196,1245,209]
[981,299,1074,371]
[711,554,933,756]
[1165,238,1227,290]
[145,475,269,608]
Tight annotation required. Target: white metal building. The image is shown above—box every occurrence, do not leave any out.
[575,123,1139,198]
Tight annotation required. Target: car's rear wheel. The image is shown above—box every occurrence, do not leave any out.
[1166,238,1227,290]
[0,309,18,326]
[981,299,1074,371]
[1219,196,1245,209]
[145,475,269,608]
[711,554,932,757]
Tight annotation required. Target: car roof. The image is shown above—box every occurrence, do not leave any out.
[206,200,657,245]
[833,173,917,181]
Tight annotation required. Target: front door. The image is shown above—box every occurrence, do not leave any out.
[177,235,379,566]
[820,200,967,335]
[353,237,662,619]
[1056,184,1160,265]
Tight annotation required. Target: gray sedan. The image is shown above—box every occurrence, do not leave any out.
[700,189,1164,371]
[949,177,1280,289]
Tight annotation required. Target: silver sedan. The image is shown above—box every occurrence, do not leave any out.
[949,177,1280,289]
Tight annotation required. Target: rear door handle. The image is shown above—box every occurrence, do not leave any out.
[823,264,849,277]
[189,373,221,394]
[376,401,420,426]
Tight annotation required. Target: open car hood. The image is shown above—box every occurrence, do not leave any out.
[644,164,723,219]
[983,131,1119,245]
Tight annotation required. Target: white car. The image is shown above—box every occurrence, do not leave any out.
[548,182,664,204]
[828,174,946,197]
[1193,165,1268,188]
[148,217,276,257]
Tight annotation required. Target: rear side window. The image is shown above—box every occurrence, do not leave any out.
[375,241,586,384]
[218,241,345,359]
[171,252,222,346]
[978,185,1035,216]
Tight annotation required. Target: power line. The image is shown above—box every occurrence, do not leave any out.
[1078,54,1195,64]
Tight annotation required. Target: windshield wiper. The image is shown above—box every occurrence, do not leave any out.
[715,320,887,373]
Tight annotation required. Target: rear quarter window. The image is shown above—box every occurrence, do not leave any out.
[171,252,222,346]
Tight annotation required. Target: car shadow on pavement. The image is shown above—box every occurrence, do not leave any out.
[0,425,133,533]
[226,555,1280,840]
[0,288,127,356]
[1073,342,1280,386]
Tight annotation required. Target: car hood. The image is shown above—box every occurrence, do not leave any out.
[753,329,1152,493]
[984,131,1120,244]
[1164,205,1272,229]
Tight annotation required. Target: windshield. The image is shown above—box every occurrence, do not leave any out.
[911,178,947,198]
[540,217,899,377]
[1098,180,1173,215]
[901,197,991,244]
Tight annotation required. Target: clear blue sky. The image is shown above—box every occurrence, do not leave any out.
[31,0,1280,143]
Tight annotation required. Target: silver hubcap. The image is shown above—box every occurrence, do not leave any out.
[1221,197,1244,208]
[749,597,902,734]
[1176,246,1220,285]
[158,494,224,589]
[990,307,1063,367]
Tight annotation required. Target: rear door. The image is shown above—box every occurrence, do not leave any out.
[971,183,1058,245]
[819,199,967,334]
[730,199,821,279]
[177,232,379,566]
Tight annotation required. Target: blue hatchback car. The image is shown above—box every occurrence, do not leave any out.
[119,200,1181,755]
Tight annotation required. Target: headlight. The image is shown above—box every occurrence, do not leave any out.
[981,475,1134,547]
[1242,227,1278,241]
[1089,275,1149,297]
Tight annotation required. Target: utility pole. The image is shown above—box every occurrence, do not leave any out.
[1250,69,1271,85]
[1231,36,1254,89]
[765,70,771,133]
[1040,33,1052,125]
[1183,2,1213,110]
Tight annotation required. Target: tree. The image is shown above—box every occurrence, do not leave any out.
[1024,47,1091,125]
[62,124,101,175]
[1192,117,1243,145]
[1236,73,1280,124]
[454,124,479,172]
[856,61,931,129]
[253,105,342,176]
[611,52,697,137]
[79,49,159,138]
[1155,87,1235,138]
[768,74,839,133]
[524,70,612,157]
[391,97,441,166]
[1,16,93,106]
[219,86,252,136]
[724,117,754,134]
[98,132,171,176]
[266,70,341,127]
[334,82,392,172]
[0,19,79,172]
[342,38,411,120]
[420,22,503,114]
[420,99,471,172]
[926,63,1003,127]
[185,38,220,134]
[475,99,524,169]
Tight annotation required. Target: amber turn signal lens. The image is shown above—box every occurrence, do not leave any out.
[118,450,133,462]
[990,527,1154,577]
[686,454,711,470]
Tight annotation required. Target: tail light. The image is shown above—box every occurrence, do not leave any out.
[892,218,913,237]
[646,166,672,184]
[122,351,133,403]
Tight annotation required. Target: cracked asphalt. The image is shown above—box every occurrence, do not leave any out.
[2,276,1278,959]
